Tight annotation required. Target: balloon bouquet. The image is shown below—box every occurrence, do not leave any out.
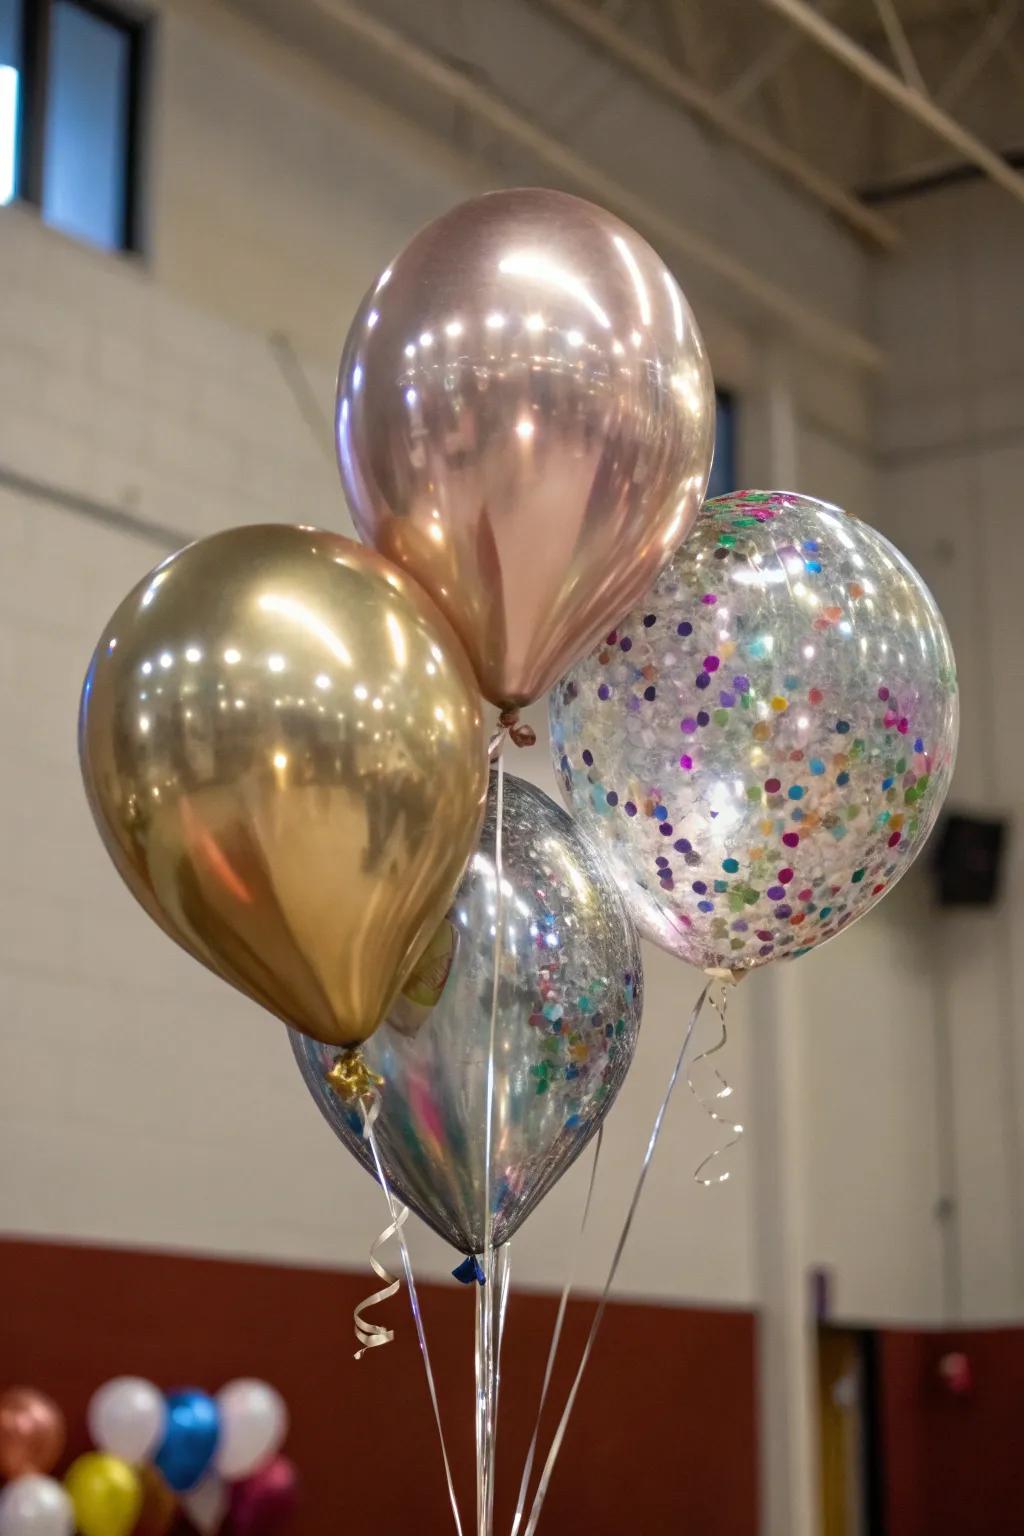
[78,189,958,1535]
[0,1380,294,1536]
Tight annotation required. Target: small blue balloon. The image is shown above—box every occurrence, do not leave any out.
[154,1389,219,1492]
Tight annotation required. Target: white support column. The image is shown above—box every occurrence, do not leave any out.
[748,347,820,1536]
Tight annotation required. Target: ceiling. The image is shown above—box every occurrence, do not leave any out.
[229,0,1024,255]
[554,0,1024,205]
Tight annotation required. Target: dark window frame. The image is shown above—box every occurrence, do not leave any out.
[13,0,147,253]
[708,388,737,502]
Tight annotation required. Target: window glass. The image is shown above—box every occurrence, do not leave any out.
[0,0,21,206]
[42,0,132,250]
[707,391,736,501]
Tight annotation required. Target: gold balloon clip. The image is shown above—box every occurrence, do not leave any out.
[326,1050,385,1103]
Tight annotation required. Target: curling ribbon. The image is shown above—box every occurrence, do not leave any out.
[687,971,745,1188]
[351,1089,409,1358]
[353,1200,409,1358]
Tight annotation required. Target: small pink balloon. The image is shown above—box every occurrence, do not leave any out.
[225,1459,298,1536]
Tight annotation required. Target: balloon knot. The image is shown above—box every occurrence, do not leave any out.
[498,709,537,749]
[326,1049,384,1103]
[704,965,744,986]
[452,1255,486,1285]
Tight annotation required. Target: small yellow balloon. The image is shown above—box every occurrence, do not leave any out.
[65,1453,142,1536]
[79,524,487,1047]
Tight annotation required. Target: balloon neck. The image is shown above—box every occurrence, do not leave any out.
[496,709,537,750]
[704,965,744,986]
[325,1049,384,1103]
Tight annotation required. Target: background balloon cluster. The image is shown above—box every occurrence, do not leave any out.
[0,1382,295,1536]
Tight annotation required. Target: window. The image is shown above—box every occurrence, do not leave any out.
[1,0,145,251]
[707,390,737,501]
[0,0,21,206]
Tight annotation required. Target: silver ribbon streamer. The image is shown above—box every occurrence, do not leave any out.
[510,1126,604,1536]
[352,1201,408,1358]
[687,979,745,1187]
[478,748,506,1536]
[359,1095,465,1536]
[520,983,710,1536]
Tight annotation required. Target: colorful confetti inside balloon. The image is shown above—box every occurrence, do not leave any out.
[550,491,958,973]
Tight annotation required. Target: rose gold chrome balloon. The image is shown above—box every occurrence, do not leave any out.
[337,188,714,711]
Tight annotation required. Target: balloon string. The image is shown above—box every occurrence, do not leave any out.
[476,1241,511,1536]
[360,1095,465,1536]
[510,1125,604,1536]
[520,983,709,1536]
[479,745,505,1536]
[687,980,744,1187]
[498,1237,513,1355]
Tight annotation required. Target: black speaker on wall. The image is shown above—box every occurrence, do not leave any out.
[932,813,1008,906]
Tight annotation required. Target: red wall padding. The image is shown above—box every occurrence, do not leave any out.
[879,1328,1024,1536]
[0,1238,758,1535]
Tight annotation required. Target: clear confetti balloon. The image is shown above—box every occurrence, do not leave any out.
[291,773,642,1254]
[550,491,958,973]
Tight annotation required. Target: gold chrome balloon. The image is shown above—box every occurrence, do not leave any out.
[337,187,715,711]
[79,525,487,1047]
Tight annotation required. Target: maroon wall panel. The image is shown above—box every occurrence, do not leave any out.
[879,1329,1024,1536]
[0,1239,758,1536]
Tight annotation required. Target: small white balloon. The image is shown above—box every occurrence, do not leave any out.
[87,1378,166,1463]
[213,1381,287,1481]
[0,1477,73,1536]
[180,1473,228,1536]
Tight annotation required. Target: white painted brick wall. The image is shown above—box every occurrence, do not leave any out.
[0,205,342,544]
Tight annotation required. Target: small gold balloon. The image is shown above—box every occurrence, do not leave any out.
[65,1454,142,1536]
[80,524,487,1047]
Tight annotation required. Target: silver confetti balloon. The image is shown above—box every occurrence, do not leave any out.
[291,772,642,1254]
[550,491,958,974]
